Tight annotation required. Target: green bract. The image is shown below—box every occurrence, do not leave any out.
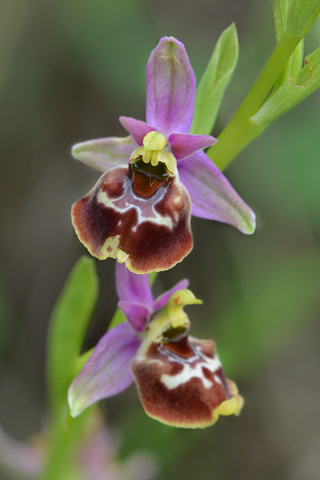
[273,0,304,89]
[47,257,98,416]
[272,0,290,40]
[191,23,239,136]
[39,257,98,480]
[286,0,320,38]
[206,1,320,171]
[250,0,320,126]
[252,45,320,126]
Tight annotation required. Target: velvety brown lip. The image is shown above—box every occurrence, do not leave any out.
[71,165,193,273]
[131,335,241,427]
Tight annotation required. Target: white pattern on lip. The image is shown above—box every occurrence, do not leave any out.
[97,172,174,230]
[160,344,222,390]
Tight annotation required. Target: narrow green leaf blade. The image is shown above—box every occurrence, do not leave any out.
[287,0,320,39]
[253,45,320,127]
[272,0,304,90]
[272,39,304,93]
[47,256,98,415]
[272,0,290,42]
[191,23,239,135]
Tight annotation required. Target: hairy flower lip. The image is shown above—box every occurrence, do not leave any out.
[72,163,193,274]
[131,329,243,428]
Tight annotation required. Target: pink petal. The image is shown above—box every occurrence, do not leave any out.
[118,300,150,332]
[153,279,189,311]
[0,426,43,477]
[116,262,153,307]
[120,117,156,146]
[178,151,256,234]
[146,37,196,137]
[68,322,140,417]
[169,133,217,160]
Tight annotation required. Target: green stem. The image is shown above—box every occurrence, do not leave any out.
[39,270,159,479]
[37,415,88,480]
[38,419,83,480]
[207,28,302,171]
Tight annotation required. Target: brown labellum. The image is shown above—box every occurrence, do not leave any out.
[131,334,243,428]
[71,165,193,273]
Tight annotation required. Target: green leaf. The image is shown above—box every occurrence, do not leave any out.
[286,0,320,39]
[272,0,304,90]
[273,0,290,42]
[252,45,320,127]
[190,24,239,135]
[273,39,304,93]
[46,256,98,416]
[215,249,320,380]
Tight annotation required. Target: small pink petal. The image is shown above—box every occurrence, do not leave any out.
[120,117,156,146]
[69,322,140,417]
[169,133,217,160]
[153,279,189,311]
[116,262,153,307]
[118,300,150,332]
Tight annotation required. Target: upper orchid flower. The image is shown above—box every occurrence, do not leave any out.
[68,264,243,429]
[71,36,256,274]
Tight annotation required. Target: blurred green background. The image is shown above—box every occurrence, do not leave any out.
[0,1,320,479]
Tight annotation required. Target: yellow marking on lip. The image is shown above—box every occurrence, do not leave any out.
[100,235,129,264]
[117,250,129,263]
[100,235,120,259]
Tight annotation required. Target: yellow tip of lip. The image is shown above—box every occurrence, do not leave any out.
[217,395,244,416]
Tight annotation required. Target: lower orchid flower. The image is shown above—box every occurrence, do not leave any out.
[68,264,244,429]
[0,420,158,480]
[71,36,256,274]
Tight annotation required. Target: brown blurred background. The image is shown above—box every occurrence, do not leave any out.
[1,1,320,479]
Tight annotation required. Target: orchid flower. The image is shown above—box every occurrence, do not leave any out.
[68,264,243,429]
[71,36,256,274]
[0,423,158,480]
